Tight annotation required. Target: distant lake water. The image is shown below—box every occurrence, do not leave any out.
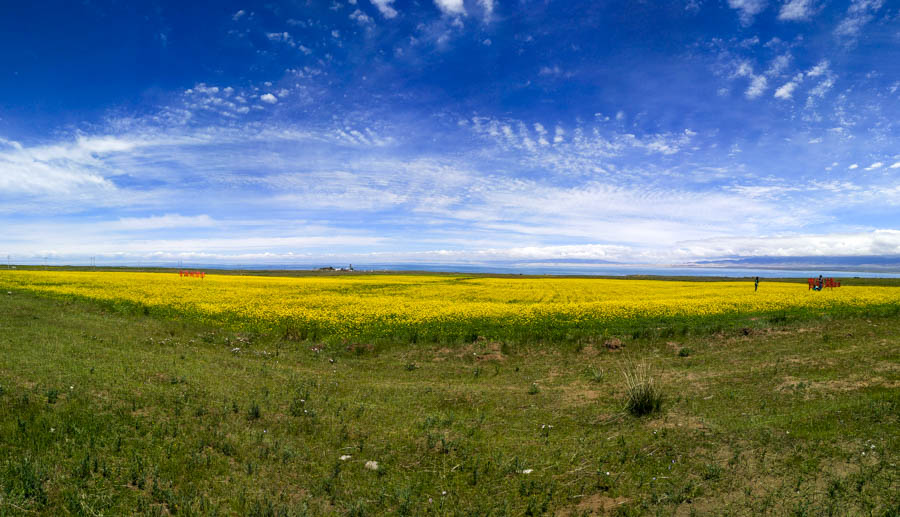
[160,262,900,278]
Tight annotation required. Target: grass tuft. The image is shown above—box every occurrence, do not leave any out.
[622,360,663,416]
[248,401,261,420]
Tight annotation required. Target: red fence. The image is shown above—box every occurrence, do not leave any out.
[808,277,839,290]
[179,270,205,279]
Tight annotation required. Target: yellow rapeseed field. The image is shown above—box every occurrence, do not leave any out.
[2,270,898,340]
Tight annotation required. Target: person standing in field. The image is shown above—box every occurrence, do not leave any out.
[754,276,759,291]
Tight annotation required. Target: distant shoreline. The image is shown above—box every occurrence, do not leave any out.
[4,263,900,280]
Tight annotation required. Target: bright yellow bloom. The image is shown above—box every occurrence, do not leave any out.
[2,270,897,339]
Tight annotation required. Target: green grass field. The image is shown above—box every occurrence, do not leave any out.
[1,282,898,515]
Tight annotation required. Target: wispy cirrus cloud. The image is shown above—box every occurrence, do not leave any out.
[4,0,900,269]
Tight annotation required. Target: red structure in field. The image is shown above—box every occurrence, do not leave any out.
[808,277,839,290]
[178,270,206,279]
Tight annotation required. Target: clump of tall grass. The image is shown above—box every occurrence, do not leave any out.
[622,360,662,416]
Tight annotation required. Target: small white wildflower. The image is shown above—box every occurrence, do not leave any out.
[606,471,610,476]
[365,460,379,471]
[50,428,55,433]
[70,385,74,390]
[340,455,352,461]
[520,469,533,474]
[870,445,875,449]
[231,347,240,353]
[441,491,447,496]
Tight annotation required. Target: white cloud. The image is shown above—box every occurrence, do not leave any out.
[848,163,859,169]
[732,61,769,100]
[370,0,398,18]
[260,93,278,104]
[115,214,216,230]
[0,222,386,260]
[266,32,295,47]
[478,0,494,20]
[834,0,885,42]
[806,60,829,77]
[809,77,834,97]
[350,9,374,24]
[890,162,900,169]
[553,126,564,144]
[778,0,815,20]
[534,123,549,146]
[676,230,900,260]
[0,135,160,198]
[434,0,466,16]
[774,81,798,99]
[232,10,246,21]
[469,116,697,165]
[766,53,792,76]
[727,0,767,25]
[745,75,768,99]
[539,65,562,76]
[864,162,883,171]
[12,228,900,265]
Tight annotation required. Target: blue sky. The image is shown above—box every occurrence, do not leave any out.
[1,0,899,265]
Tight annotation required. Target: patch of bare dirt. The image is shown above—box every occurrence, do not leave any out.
[580,344,601,357]
[558,494,629,516]
[646,413,710,431]
[604,338,624,351]
[777,375,898,393]
[433,337,506,362]
[345,342,374,354]
[557,381,608,406]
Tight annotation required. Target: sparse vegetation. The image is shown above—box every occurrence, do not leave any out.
[0,278,897,515]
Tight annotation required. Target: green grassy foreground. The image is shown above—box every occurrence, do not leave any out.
[0,289,898,515]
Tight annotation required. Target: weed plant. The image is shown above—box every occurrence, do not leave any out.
[622,360,663,416]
